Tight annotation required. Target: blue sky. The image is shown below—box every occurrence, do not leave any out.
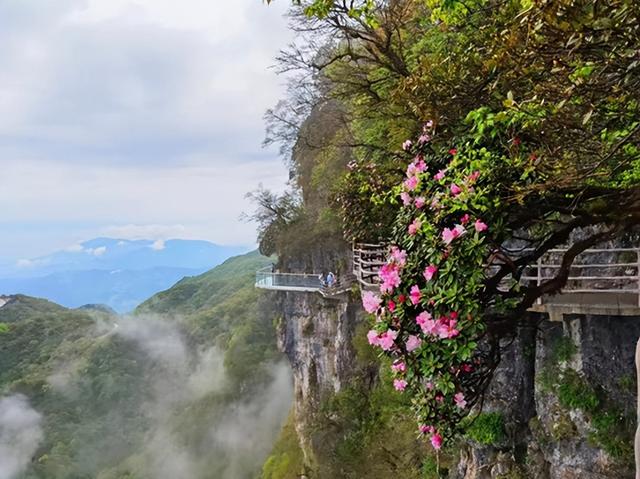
[0,0,292,260]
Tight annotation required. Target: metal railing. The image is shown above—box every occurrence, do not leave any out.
[255,267,354,297]
[352,243,387,289]
[255,267,324,292]
[353,243,640,306]
[519,248,640,306]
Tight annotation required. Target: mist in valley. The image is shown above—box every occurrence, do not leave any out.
[0,395,44,479]
[2,313,293,479]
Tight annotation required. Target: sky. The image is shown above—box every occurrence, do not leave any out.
[0,0,293,260]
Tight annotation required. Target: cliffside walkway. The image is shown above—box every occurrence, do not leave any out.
[255,267,354,298]
[353,243,640,320]
[255,245,640,316]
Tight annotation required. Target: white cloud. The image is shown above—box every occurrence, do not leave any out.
[91,246,107,256]
[150,239,166,251]
[0,0,292,258]
[0,395,44,479]
[16,258,49,269]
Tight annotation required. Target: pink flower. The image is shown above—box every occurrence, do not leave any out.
[415,311,432,325]
[402,139,413,151]
[378,329,398,351]
[423,265,438,281]
[424,120,434,129]
[425,381,434,390]
[417,133,431,145]
[406,163,418,177]
[454,392,467,409]
[450,184,462,196]
[387,300,396,312]
[430,433,443,450]
[404,176,418,191]
[449,148,458,155]
[460,213,471,224]
[442,225,466,245]
[367,330,380,346]
[389,247,407,267]
[416,312,437,335]
[408,218,422,236]
[362,291,382,314]
[442,228,456,245]
[434,169,446,181]
[400,191,412,206]
[393,379,408,391]
[379,263,401,293]
[474,219,488,232]
[409,285,422,305]
[438,319,460,339]
[414,159,427,172]
[419,424,433,434]
[405,335,422,352]
[414,196,426,209]
[469,170,481,182]
[391,360,407,373]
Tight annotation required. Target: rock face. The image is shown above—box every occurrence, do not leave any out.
[274,244,367,472]
[453,315,638,479]
[276,290,362,468]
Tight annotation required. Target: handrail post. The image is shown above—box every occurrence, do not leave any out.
[637,248,640,307]
[536,256,543,305]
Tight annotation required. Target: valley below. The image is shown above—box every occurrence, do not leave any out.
[0,251,293,479]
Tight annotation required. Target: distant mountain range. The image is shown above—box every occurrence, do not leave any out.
[0,238,248,312]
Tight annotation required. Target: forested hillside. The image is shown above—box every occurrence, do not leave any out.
[0,251,291,479]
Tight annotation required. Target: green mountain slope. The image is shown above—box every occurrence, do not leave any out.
[0,251,291,479]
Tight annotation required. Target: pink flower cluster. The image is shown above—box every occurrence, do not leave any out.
[404,175,418,191]
[405,334,422,352]
[378,246,407,293]
[442,225,466,245]
[406,158,427,178]
[389,246,407,266]
[454,392,467,409]
[408,218,422,236]
[419,425,443,450]
[361,131,492,449]
[400,152,428,207]
[361,291,382,314]
[379,263,401,293]
[423,265,438,281]
[391,360,406,373]
[416,311,460,339]
[393,379,408,391]
[367,329,398,351]
[409,285,421,305]
[441,219,488,245]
